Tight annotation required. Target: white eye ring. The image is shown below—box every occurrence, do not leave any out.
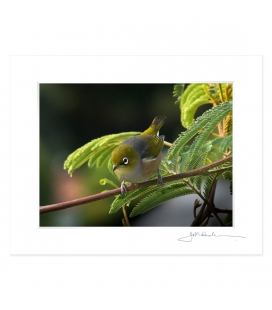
[123,157,129,165]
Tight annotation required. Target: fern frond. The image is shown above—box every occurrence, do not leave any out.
[188,142,212,188]
[203,174,218,200]
[188,102,232,159]
[207,84,233,103]
[174,149,191,174]
[222,163,233,195]
[187,141,213,172]
[184,96,210,128]
[167,101,232,160]
[180,84,211,128]
[194,175,203,192]
[173,142,211,189]
[203,84,219,104]
[222,170,232,180]
[174,83,233,128]
[224,112,232,136]
[203,160,232,198]
[204,137,229,163]
[107,156,115,176]
[64,132,139,176]
[219,135,232,153]
[109,185,158,214]
[94,145,117,168]
[173,84,185,105]
[130,183,194,217]
[87,146,113,169]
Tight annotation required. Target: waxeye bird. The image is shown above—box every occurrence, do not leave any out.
[111,116,166,194]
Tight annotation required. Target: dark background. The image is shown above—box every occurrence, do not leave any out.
[40,84,232,226]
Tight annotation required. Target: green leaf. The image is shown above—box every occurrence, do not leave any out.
[99,178,119,188]
[205,137,227,162]
[130,183,194,217]
[188,103,232,159]
[203,174,218,200]
[171,141,212,191]
[222,170,232,180]
[180,84,211,128]
[173,83,233,128]
[182,95,211,128]
[205,84,233,103]
[87,146,113,169]
[91,145,116,169]
[219,135,232,153]
[187,141,213,172]
[188,142,213,188]
[64,131,140,176]
[222,164,233,195]
[194,175,203,192]
[210,137,226,147]
[107,156,115,176]
[173,84,185,105]
[167,101,232,161]
[109,185,158,214]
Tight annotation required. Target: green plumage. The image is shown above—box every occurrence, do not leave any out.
[111,116,166,185]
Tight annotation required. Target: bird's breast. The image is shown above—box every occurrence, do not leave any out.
[114,152,162,183]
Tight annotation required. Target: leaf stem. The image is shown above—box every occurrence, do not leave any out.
[122,205,131,226]
[218,83,224,102]
[211,132,221,138]
[164,141,172,147]
[217,122,224,136]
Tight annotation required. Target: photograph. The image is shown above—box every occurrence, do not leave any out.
[39,83,233,227]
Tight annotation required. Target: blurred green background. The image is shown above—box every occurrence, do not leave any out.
[40,83,231,226]
[40,84,183,226]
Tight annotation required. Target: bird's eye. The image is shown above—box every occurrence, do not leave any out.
[123,157,129,165]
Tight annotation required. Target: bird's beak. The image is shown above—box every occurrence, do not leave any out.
[113,164,119,172]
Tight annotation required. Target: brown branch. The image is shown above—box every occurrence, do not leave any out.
[193,199,202,219]
[191,176,218,226]
[203,178,224,226]
[164,141,173,147]
[40,155,232,215]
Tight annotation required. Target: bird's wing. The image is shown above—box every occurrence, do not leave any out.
[141,135,164,161]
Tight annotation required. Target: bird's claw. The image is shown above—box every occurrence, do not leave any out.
[120,181,128,195]
[157,169,163,186]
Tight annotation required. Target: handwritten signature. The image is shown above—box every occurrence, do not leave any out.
[178,232,246,242]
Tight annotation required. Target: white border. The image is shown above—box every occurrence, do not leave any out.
[10,56,262,254]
